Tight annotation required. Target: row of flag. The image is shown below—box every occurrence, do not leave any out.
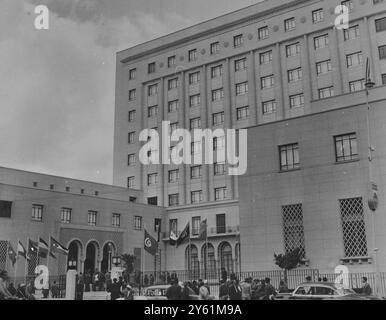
[169,219,207,247]
[6,237,69,267]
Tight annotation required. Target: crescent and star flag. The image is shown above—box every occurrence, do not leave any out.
[198,219,208,240]
[176,223,190,248]
[144,229,158,256]
[39,238,56,258]
[17,241,29,261]
[50,237,69,255]
[28,239,39,256]
[169,230,178,246]
[7,242,17,266]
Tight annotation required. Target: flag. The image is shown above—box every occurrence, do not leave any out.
[176,223,190,247]
[50,236,68,255]
[144,229,158,256]
[198,219,207,240]
[169,230,178,246]
[17,241,29,261]
[7,242,17,266]
[28,239,39,256]
[38,238,49,258]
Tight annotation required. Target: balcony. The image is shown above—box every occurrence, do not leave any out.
[161,225,239,241]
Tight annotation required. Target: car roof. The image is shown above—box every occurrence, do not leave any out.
[146,285,170,290]
[297,282,338,287]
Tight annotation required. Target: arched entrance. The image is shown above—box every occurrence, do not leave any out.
[84,241,99,274]
[201,243,216,279]
[185,244,199,280]
[101,242,116,273]
[218,241,233,274]
[67,240,82,272]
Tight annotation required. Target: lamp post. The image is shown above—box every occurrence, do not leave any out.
[364,75,380,297]
[68,259,77,271]
[112,256,121,267]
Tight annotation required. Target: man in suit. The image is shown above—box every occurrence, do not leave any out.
[361,277,372,296]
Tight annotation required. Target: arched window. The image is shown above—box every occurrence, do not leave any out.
[185,244,199,280]
[218,241,233,274]
[101,242,116,273]
[67,240,83,273]
[201,243,216,279]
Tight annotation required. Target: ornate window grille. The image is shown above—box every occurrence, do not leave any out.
[0,240,8,271]
[339,197,368,258]
[282,204,306,259]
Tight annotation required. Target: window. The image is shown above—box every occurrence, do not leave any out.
[112,214,120,227]
[339,197,368,257]
[211,65,223,78]
[261,75,275,89]
[260,50,273,64]
[214,162,226,175]
[168,100,179,113]
[190,117,201,130]
[168,78,179,90]
[128,110,136,122]
[192,217,201,235]
[349,79,365,92]
[335,133,358,162]
[189,94,201,107]
[147,173,158,186]
[344,25,360,41]
[282,204,306,259]
[61,208,72,224]
[374,0,385,4]
[134,216,142,230]
[234,34,244,48]
[215,187,227,201]
[346,52,363,67]
[129,68,136,80]
[316,60,332,75]
[0,201,12,218]
[148,62,156,74]
[191,141,202,155]
[212,112,225,126]
[128,132,135,144]
[128,154,136,166]
[190,165,202,179]
[236,82,248,95]
[128,89,136,101]
[127,176,135,188]
[235,58,247,72]
[279,143,300,171]
[191,190,203,204]
[169,194,179,206]
[189,49,197,62]
[50,184,54,190]
[212,88,224,101]
[80,189,85,194]
[286,42,301,57]
[314,34,329,49]
[170,122,178,133]
[32,204,43,221]
[169,219,178,234]
[289,93,305,108]
[237,106,249,120]
[168,170,179,183]
[375,17,386,32]
[288,68,303,82]
[189,72,200,85]
[379,45,386,60]
[382,73,386,85]
[319,86,335,99]
[65,186,70,192]
[210,42,220,55]
[168,56,176,68]
[262,100,277,114]
[213,136,225,151]
[130,196,137,202]
[147,197,157,205]
[285,17,296,31]
[148,84,158,96]
[312,9,324,23]
[216,214,226,233]
[154,218,162,233]
[148,105,158,118]
[341,0,354,12]
[258,26,269,40]
[88,211,97,226]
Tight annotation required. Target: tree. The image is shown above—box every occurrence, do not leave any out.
[121,253,136,281]
[274,248,303,284]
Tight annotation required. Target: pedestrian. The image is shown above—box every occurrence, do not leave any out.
[221,268,227,282]
[51,281,60,299]
[361,277,372,296]
[199,281,210,300]
[166,272,171,285]
[109,278,122,300]
[322,277,328,282]
[228,278,242,300]
[254,279,266,300]
[92,268,100,291]
[84,271,91,292]
[191,281,199,295]
[219,279,229,300]
[122,284,135,300]
[181,282,191,300]
[264,278,277,300]
[144,274,149,287]
[318,277,322,282]
[305,276,312,282]
[149,274,155,286]
[203,279,210,295]
[0,270,15,300]
[240,277,252,300]
[76,277,84,300]
[278,280,288,293]
[25,280,35,300]
[166,278,182,300]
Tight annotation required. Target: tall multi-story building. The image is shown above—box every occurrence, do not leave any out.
[113,0,386,273]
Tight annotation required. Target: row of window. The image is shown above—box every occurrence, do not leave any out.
[30,181,100,196]
[170,213,227,237]
[128,1,380,78]
[279,133,358,171]
[29,204,144,229]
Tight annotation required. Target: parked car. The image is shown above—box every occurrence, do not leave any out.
[132,284,199,300]
[286,282,381,300]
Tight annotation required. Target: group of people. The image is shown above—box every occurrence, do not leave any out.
[0,270,36,300]
[166,278,213,300]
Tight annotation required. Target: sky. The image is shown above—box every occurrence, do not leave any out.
[0,0,261,184]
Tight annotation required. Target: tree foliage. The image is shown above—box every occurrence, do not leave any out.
[121,253,136,275]
[274,248,302,271]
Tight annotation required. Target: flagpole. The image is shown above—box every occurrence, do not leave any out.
[25,238,29,284]
[15,240,19,282]
[206,224,208,280]
[46,236,51,276]
[142,223,146,295]
[188,221,191,279]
